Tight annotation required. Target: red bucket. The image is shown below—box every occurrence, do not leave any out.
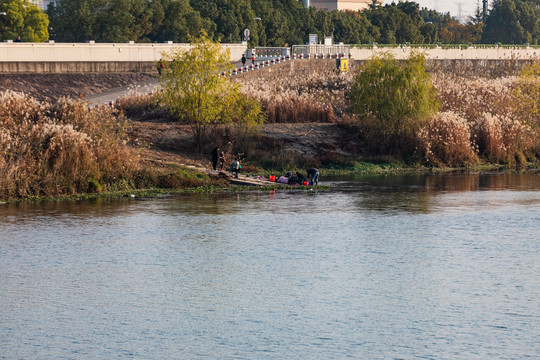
[270,176,276,182]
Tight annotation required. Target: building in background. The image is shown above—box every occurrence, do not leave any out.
[29,0,59,10]
[309,0,382,11]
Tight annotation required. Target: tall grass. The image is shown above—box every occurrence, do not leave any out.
[0,91,140,198]
[426,74,539,165]
[417,112,479,166]
[240,69,354,123]
[115,67,540,168]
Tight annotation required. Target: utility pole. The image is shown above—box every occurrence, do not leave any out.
[457,2,463,23]
[482,0,488,23]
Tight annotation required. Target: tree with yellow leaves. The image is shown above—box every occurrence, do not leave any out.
[159,33,264,152]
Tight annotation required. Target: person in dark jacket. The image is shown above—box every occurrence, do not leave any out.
[211,146,220,170]
[307,168,319,185]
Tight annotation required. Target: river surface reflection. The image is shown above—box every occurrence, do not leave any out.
[1,172,539,359]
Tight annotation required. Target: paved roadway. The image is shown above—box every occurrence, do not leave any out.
[87,61,247,106]
[87,77,159,106]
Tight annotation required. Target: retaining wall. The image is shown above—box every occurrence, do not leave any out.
[350,46,540,60]
[2,42,540,74]
[0,42,247,73]
[233,59,345,80]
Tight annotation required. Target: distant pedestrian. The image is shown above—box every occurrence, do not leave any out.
[157,59,164,76]
[211,146,220,170]
[15,36,21,42]
[307,168,319,185]
[241,54,246,66]
[251,55,255,65]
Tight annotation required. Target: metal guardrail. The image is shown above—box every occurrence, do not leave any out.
[292,44,350,57]
[253,47,288,58]
[219,45,351,77]
[252,45,351,59]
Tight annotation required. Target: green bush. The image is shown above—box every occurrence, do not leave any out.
[348,51,439,155]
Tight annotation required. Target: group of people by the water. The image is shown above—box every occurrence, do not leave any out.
[276,168,318,185]
[212,147,318,185]
[211,147,319,184]
[212,146,241,178]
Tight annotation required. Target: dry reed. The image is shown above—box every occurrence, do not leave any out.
[240,69,354,123]
[0,91,140,198]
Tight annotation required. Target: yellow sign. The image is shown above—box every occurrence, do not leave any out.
[340,59,349,72]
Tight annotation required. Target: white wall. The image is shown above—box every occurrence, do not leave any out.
[350,46,540,60]
[0,42,248,63]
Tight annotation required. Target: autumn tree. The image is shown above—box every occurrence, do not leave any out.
[159,33,265,151]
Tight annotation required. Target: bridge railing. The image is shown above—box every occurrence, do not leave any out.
[221,44,351,77]
[292,44,350,58]
[253,47,289,59]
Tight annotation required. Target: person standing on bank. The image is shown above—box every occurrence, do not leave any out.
[241,54,246,67]
[307,168,319,185]
[219,151,227,171]
[211,146,220,171]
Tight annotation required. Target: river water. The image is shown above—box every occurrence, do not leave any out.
[1,172,539,359]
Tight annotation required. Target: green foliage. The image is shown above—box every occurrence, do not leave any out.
[43,0,540,46]
[0,0,49,42]
[159,33,265,151]
[348,51,439,154]
[88,179,103,193]
[482,0,540,44]
[512,61,540,128]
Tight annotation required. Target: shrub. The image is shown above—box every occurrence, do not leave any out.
[160,33,264,152]
[512,61,540,129]
[348,52,439,154]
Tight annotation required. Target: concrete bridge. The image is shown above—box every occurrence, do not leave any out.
[1,42,540,74]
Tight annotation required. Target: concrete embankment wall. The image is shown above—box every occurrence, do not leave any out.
[1,42,540,74]
[350,46,540,61]
[233,59,344,80]
[0,42,248,73]
[233,57,530,81]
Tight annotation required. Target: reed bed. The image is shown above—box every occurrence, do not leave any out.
[240,69,355,123]
[240,69,539,165]
[0,91,140,198]
[114,68,540,168]
[426,73,539,165]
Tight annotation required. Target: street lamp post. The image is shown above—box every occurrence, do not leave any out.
[0,12,6,41]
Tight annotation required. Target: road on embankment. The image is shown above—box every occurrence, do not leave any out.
[87,61,246,106]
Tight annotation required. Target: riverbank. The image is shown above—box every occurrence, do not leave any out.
[2,69,539,202]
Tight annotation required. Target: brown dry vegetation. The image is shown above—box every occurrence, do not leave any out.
[2,65,540,199]
[240,69,540,167]
[0,91,226,199]
[0,91,139,198]
[117,67,540,170]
